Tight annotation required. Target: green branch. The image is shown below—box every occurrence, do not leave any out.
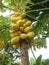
[28,0,49,8]
[26,7,49,13]
[2,5,15,11]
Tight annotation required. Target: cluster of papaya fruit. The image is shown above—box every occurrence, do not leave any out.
[9,11,35,49]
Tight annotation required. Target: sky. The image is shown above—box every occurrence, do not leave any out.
[0,10,49,60]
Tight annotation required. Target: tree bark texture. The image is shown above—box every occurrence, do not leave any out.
[20,40,29,65]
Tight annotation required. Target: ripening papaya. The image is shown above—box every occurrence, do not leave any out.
[14,31,21,36]
[19,19,27,26]
[10,23,17,28]
[0,40,4,50]
[10,33,15,37]
[11,16,17,23]
[11,36,20,44]
[22,19,27,24]
[11,15,22,23]
[16,20,22,26]
[20,27,24,32]
[10,23,19,30]
[10,31,21,38]
[9,29,15,33]
[15,12,25,17]
[20,33,27,39]
[27,32,35,38]
[23,20,31,28]
[12,44,19,49]
[14,12,20,16]
[24,26,33,33]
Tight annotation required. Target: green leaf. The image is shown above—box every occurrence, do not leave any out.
[0,0,2,6]
[36,55,42,65]
[35,38,46,48]
[30,58,35,65]
[34,10,49,36]
[0,16,10,28]
[4,0,11,3]
[0,16,11,43]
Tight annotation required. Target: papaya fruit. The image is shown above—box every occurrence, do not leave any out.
[12,44,19,49]
[20,27,24,32]
[15,12,25,17]
[11,36,20,44]
[20,33,27,39]
[24,26,33,33]
[10,23,19,30]
[23,20,31,28]
[14,31,21,36]
[0,40,4,50]
[19,19,27,26]
[10,33,15,37]
[27,32,35,38]
[9,29,15,33]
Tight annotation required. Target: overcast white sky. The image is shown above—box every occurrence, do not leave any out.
[0,10,49,60]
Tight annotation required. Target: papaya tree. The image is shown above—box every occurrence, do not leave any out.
[0,0,49,65]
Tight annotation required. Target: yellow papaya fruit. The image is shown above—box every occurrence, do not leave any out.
[10,23,19,30]
[27,32,35,38]
[19,19,27,26]
[15,12,25,17]
[12,44,19,49]
[10,33,15,37]
[0,40,4,50]
[16,20,22,26]
[23,20,31,28]
[10,23,17,28]
[11,36,20,44]
[9,30,15,33]
[10,31,21,38]
[15,31,21,36]
[11,16,17,23]
[24,26,33,33]
[20,27,24,32]
[20,12,25,17]
[20,33,27,39]
[14,12,20,16]
[11,15,22,23]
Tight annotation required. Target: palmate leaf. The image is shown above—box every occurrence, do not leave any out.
[0,16,11,44]
[31,10,49,48]
[25,0,49,21]
[35,38,46,48]
[33,10,49,36]
[0,16,10,28]
[0,29,11,44]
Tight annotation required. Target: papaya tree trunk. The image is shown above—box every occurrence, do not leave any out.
[20,40,29,65]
